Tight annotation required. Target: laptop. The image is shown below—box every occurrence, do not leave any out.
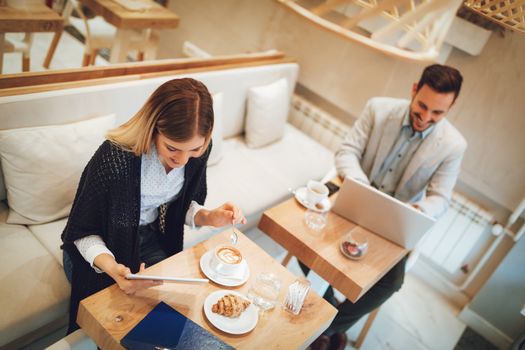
[332,177,436,250]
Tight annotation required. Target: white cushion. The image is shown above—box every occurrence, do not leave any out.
[0,203,70,346]
[0,114,116,224]
[208,93,224,166]
[46,329,96,350]
[245,78,290,148]
[183,225,215,250]
[205,124,334,219]
[184,124,333,250]
[29,218,68,265]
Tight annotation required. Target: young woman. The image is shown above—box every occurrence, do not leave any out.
[61,78,246,332]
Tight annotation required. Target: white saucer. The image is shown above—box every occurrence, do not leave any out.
[203,290,258,335]
[199,250,250,287]
[294,187,332,213]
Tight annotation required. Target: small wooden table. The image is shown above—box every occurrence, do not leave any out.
[0,0,64,72]
[77,230,337,349]
[81,0,179,63]
[258,193,409,302]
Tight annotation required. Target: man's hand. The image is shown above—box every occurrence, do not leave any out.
[194,202,247,227]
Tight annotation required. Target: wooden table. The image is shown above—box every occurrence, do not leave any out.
[77,230,337,349]
[258,193,409,302]
[81,0,179,63]
[0,0,63,72]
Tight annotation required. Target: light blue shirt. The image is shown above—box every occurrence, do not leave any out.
[371,112,434,197]
[140,143,187,226]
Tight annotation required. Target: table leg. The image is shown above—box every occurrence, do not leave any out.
[0,33,5,74]
[43,30,63,69]
[306,269,330,296]
[143,29,159,60]
[354,308,380,349]
[280,252,329,296]
[90,49,99,65]
[110,29,132,63]
[281,252,293,267]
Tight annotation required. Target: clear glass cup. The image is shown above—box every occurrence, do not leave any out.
[282,278,311,315]
[340,230,369,260]
[304,209,327,232]
[247,272,282,311]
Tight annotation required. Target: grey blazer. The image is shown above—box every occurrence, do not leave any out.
[335,97,467,218]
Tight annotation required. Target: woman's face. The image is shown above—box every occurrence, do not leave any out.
[154,132,205,170]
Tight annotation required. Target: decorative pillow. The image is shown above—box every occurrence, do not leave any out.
[208,93,224,166]
[0,114,116,224]
[245,78,290,148]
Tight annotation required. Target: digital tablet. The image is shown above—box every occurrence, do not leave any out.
[126,274,209,283]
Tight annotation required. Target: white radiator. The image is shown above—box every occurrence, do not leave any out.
[289,94,350,152]
[420,192,494,274]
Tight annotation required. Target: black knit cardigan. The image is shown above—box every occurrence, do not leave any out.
[61,140,210,333]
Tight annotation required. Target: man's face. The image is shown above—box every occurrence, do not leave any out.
[409,83,456,132]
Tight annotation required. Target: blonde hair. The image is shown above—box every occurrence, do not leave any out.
[106,78,214,156]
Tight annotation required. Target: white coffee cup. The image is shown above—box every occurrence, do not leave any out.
[306,180,329,205]
[209,245,244,276]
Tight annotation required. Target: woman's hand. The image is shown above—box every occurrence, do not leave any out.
[195,202,247,227]
[110,262,162,295]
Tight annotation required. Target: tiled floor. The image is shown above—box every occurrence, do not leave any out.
[5,32,467,350]
[245,227,467,350]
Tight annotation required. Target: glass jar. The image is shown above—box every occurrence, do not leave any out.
[340,230,369,260]
[247,272,282,311]
[304,208,328,232]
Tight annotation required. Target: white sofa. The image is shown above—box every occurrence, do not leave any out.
[0,60,335,348]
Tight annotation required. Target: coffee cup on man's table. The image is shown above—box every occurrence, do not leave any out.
[209,245,244,276]
[306,180,329,207]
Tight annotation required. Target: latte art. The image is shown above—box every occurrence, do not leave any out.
[217,247,242,264]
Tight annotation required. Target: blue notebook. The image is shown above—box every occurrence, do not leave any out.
[120,301,234,350]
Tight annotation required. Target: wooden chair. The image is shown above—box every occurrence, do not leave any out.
[3,33,33,72]
[62,0,158,66]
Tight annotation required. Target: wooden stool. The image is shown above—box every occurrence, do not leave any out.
[3,33,33,72]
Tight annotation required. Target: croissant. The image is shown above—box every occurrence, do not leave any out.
[212,294,251,318]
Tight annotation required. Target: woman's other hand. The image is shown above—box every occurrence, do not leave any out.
[195,202,247,227]
[111,262,162,295]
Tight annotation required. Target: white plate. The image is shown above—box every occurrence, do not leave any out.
[294,187,332,213]
[200,250,250,287]
[203,290,258,335]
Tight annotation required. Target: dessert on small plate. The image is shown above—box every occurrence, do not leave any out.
[204,290,258,335]
[339,231,369,260]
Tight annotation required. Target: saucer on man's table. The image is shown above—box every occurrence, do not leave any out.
[294,187,332,213]
[204,290,258,335]
[199,250,250,287]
